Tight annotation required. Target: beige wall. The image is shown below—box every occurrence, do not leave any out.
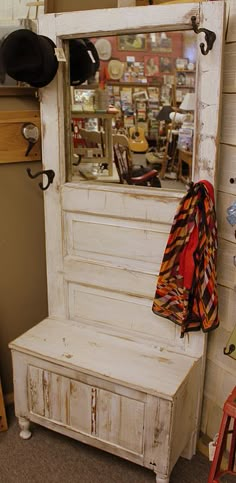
[0,159,48,395]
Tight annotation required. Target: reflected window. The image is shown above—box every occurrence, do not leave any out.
[68,31,197,191]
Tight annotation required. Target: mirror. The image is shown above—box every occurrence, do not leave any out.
[38,2,223,199]
[67,30,197,191]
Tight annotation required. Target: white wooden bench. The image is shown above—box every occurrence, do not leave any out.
[10,316,202,483]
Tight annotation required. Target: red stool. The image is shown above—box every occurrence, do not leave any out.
[208,386,236,483]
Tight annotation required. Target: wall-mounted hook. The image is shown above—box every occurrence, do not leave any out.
[72,154,82,166]
[22,123,39,156]
[191,16,216,56]
[223,344,235,356]
[26,168,55,191]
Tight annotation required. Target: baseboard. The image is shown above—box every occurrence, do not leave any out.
[4,392,14,406]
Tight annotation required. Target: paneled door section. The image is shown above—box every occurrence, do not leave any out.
[28,366,145,455]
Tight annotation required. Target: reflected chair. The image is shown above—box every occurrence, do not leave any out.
[73,128,105,178]
[76,128,104,160]
[113,134,161,187]
[146,108,180,179]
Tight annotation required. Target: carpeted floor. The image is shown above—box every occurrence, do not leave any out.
[0,405,211,483]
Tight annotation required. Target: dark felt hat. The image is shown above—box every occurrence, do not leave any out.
[69,38,100,86]
[0,29,59,88]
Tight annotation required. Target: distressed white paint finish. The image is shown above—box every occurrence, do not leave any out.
[36,2,225,322]
[96,389,145,454]
[28,365,145,452]
[51,3,200,38]
[9,3,225,483]
[68,283,177,343]
[10,322,201,478]
[10,318,200,398]
[193,2,225,185]
[169,362,201,464]
[65,212,169,271]
[61,184,181,224]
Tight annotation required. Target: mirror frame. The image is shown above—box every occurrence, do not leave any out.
[38,1,225,193]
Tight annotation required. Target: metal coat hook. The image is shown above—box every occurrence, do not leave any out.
[26,168,55,191]
[223,344,236,356]
[191,16,216,55]
[72,154,82,166]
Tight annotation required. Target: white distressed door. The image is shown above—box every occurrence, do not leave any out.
[38,2,225,355]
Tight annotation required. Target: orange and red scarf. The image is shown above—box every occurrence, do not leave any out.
[152,180,219,337]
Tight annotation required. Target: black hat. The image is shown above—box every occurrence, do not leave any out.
[69,38,100,86]
[0,29,59,88]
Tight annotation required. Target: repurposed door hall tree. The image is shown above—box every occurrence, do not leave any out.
[9,3,225,483]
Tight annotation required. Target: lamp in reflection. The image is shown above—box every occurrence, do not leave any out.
[178,93,196,152]
[179,92,196,127]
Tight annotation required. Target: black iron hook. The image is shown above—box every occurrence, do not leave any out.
[223,344,235,356]
[191,16,216,56]
[26,168,55,191]
[73,154,82,166]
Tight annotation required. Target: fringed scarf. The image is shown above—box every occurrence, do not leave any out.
[152,180,219,337]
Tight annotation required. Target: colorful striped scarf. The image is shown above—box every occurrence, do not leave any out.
[152,180,219,337]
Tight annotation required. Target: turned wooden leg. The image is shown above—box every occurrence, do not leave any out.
[19,417,31,440]
[155,473,169,483]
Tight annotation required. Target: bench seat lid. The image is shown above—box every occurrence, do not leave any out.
[9,317,200,399]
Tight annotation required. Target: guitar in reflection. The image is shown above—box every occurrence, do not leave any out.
[128,121,149,153]
[128,93,149,153]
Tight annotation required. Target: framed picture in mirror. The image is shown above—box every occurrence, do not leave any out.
[118,34,147,51]
[150,32,172,52]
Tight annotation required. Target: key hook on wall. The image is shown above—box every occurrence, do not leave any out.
[191,15,216,55]
[26,168,55,190]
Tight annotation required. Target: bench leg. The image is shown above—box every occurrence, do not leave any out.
[19,417,31,439]
[155,473,169,483]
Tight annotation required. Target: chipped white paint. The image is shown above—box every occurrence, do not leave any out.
[9,3,225,483]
